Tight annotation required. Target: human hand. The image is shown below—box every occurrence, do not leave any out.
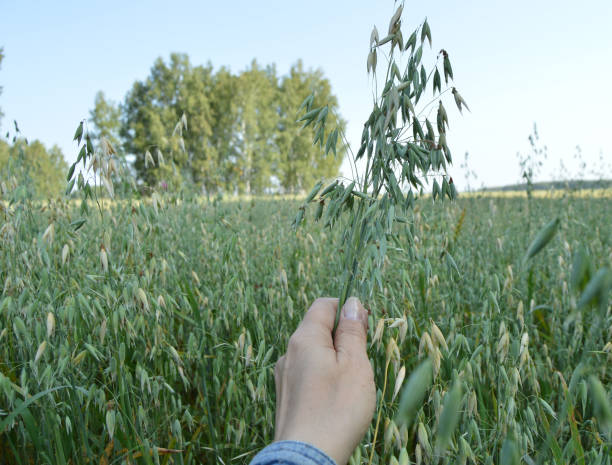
[274,297,376,465]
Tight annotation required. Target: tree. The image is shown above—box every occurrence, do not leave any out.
[0,138,68,198]
[89,91,121,151]
[106,53,347,195]
[120,53,215,190]
[233,61,279,194]
[208,67,239,193]
[277,61,345,193]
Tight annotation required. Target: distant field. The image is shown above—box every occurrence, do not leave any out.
[0,194,610,464]
[463,188,612,198]
[480,179,612,192]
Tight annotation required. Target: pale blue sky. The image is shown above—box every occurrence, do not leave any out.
[1,1,611,188]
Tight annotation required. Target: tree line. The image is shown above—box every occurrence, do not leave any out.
[91,53,346,195]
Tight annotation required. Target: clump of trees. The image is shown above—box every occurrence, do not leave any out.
[0,137,68,199]
[91,54,345,195]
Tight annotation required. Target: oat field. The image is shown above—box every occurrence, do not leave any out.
[0,192,611,464]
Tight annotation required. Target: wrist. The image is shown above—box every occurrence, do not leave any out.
[276,429,347,465]
[251,440,337,465]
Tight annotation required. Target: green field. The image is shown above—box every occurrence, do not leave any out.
[0,193,611,464]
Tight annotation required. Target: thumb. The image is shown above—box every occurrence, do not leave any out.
[334,297,369,358]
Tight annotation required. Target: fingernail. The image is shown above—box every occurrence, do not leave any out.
[342,297,366,322]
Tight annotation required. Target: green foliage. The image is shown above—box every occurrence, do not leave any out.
[208,66,239,193]
[101,54,343,194]
[277,61,345,193]
[0,194,611,464]
[524,217,560,262]
[295,3,464,328]
[396,359,432,426]
[0,138,68,199]
[89,91,121,152]
[120,53,213,189]
[232,60,279,194]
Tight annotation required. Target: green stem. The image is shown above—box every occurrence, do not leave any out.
[334,201,369,334]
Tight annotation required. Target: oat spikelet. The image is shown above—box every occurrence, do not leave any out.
[372,318,385,347]
[46,312,55,338]
[62,244,69,265]
[42,223,55,245]
[35,341,47,363]
[430,320,448,351]
[100,247,108,272]
[497,331,509,363]
[136,288,149,311]
[145,150,154,168]
[392,365,406,401]
[100,319,107,344]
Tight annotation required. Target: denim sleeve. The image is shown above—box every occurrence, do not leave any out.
[250,440,337,465]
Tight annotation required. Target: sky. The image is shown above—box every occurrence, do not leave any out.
[1,0,611,189]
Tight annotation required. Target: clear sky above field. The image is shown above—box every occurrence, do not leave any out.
[1,1,611,189]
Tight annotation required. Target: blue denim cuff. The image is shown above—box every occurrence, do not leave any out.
[250,440,337,465]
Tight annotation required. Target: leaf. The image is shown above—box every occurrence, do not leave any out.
[570,248,590,291]
[577,267,610,309]
[524,217,560,262]
[71,218,87,231]
[589,375,612,433]
[435,379,463,455]
[0,386,70,433]
[500,438,520,465]
[396,360,433,426]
